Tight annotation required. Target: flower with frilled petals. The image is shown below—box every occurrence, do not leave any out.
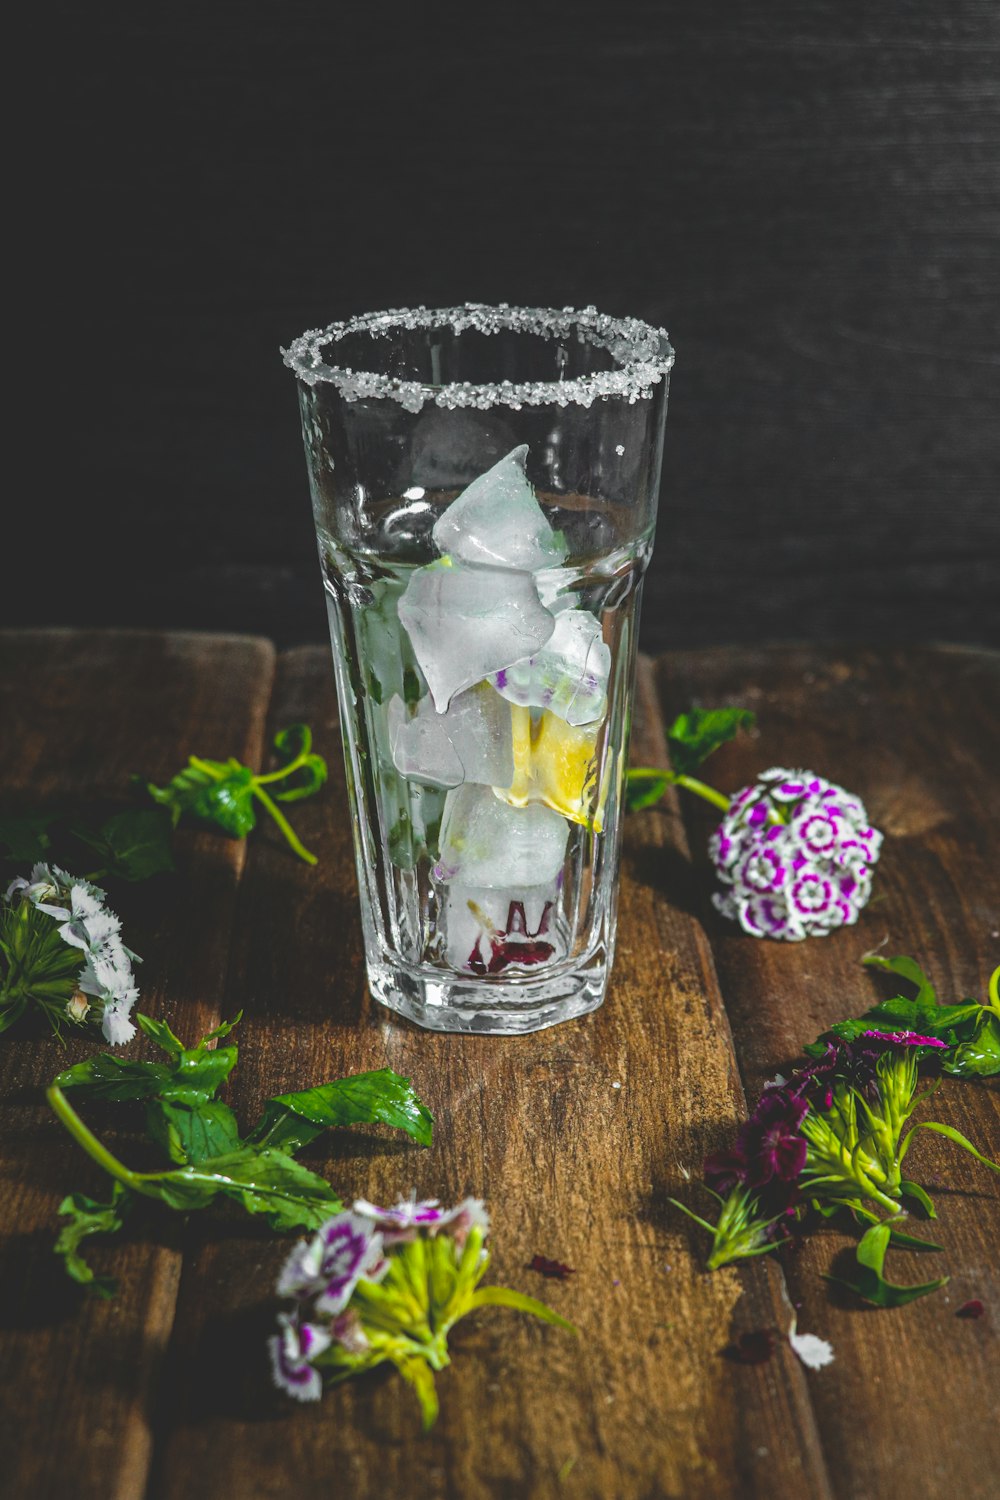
[277,1211,387,1314]
[709,767,882,941]
[1,864,141,1042]
[267,1311,332,1402]
[270,1196,572,1427]
[353,1194,491,1247]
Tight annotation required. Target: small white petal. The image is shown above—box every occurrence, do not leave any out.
[789,1325,834,1370]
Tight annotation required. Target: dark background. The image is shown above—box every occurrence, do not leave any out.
[13,2,999,653]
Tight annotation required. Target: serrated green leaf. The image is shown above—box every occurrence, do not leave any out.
[944,1012,1000,1078]
[71,808,175,882]
[247,1068,434,1154]
[145,1098,242,1165]
[862,953,938,1009]
[0,812,56,862]
[54,1184,128,1298]
[624,770,672,812]
[665,707,756,776]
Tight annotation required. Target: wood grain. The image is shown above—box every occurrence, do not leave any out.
[0,634,997,1499]
[149,649,831,1500]
[0,630,276,1500]
[658,644,1000,1500]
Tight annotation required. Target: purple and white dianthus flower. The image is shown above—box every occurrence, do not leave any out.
[353,1194,490,1247]
[267,1311,331,1402]
[709,768,883,941]
[277,1211,388,1314]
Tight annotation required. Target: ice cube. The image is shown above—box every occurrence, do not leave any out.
[398,558,554,711]
[387,695,465,788]
[431,445,567,571]
[387,683,514,788]
[433,784,569,888]
[490,609,610,726]
[441,881,564,972]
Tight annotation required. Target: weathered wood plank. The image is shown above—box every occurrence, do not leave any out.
[657,645,1000,1500]
[151,647,831,1500]
[0,630,276,1500]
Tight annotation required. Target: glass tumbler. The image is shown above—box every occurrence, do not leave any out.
[283,304,673,1033]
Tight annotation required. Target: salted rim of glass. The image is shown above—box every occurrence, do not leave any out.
[281,303,675,412]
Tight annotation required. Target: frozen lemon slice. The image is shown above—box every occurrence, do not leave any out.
[497,705,606,829]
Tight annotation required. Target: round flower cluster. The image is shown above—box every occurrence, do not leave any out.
[708,768,883,941]
[4,863,140,1043]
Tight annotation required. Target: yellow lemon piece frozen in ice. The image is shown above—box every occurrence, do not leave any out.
[497,705,606,829]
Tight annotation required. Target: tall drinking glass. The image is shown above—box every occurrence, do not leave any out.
[283,305,673,1033]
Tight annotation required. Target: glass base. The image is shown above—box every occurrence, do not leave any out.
[368,951,609,1034]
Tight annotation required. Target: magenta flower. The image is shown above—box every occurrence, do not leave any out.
[859,1029,948,1050]
[705,1088,809,1199]
[709,768,882,941]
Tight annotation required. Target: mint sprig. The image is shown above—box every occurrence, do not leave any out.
[48,1014,433,1291]
[626,706,755,812]
[144,723,328,865]
[805,954,1000,1078]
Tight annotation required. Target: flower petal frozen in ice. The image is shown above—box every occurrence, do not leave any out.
[788,1319,834,1370]
[431,445,567,571]
[491,609,611,727]
[277,1211,389,1315]
[387,683,514,789]
[440,882,562,973]
[433,784,569,889]
[709,768,882,941]
[398,558,555,711]
[267,1311,331,1402]
[498,705,605,829]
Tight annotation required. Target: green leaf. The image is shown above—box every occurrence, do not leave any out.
[145,1098,242,1165]
[862,953,938,1009]
[54,1184,128,1298]
[945,1012,1000,1078]
[57,1013,240,1105]
[147,760,258,838]
[53,1053,175,1101]
[0,812,56,862]
[900,1121,1000,1174]
[665,707,756,776]
[899,1180,937,1218]
[394,1354,440,1431]
[246,1068,434,1154]
[134,1012,186,1059]
[71,808,175,882]
[469,1285,578,1332]
[624,769,672,812]
[825,1220,949,1307]
[159,1145,343,1230]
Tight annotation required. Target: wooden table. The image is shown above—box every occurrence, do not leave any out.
[0,631,997,1500]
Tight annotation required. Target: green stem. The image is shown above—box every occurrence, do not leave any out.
[253,754,306,786]
[671,773,732,812]
[46,1086,149,1195]
[988,965,1000,1017]
[252,786,317,865]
